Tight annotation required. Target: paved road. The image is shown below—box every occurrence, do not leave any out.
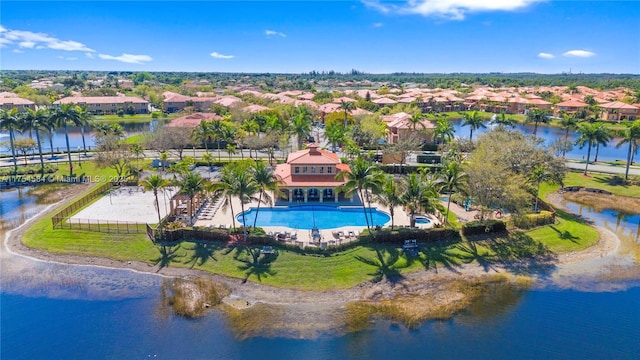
[564,161,640,176]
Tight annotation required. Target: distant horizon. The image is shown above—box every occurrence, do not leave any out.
[4,69,639,76]
[2,1,638,74]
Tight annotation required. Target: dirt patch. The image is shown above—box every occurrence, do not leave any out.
[159,277,229,318]
[562,191,640,215]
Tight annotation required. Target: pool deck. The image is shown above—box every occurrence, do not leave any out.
[194,196,440,248]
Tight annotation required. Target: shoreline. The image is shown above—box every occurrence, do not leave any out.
[3,186,626,309]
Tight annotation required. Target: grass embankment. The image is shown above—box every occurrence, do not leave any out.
[92,114,177,123]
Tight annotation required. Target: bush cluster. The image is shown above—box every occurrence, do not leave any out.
[462,220,507,236]
[512,211,555,229]
[0,164,58,176]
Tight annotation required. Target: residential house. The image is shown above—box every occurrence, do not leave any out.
[599,101,639,122]
[0,92,36,111]
[53,96,149,115]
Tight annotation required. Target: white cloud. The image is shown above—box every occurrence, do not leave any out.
[563,50,596,58]
[372,22,384,28]
[537,52,555,59]
[19,41,35,48]
[265,29,287,37]
[98,53,153,64]
[85,52,95,59]
[363,0,545,20]
[0,27,95,52]
[210,51,234,59]
[12,49,23,53]
[0,37,11,47]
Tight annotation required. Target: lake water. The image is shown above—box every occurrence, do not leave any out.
[0,120,160,155]
[1,187,639,359]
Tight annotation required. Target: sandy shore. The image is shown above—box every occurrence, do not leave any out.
[4,186,624,309]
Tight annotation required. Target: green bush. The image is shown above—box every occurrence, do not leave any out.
[462,220,507,236]
[0,164,58,176]
[512,211,555,229]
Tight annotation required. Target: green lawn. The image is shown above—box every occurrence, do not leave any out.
[540,171,640,198]
[525,209,599,253]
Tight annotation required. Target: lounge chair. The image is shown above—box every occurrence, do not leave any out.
[290,231,297,240]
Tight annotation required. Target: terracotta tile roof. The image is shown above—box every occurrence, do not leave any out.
[54,96,147,105]
[350,107,373,115]
[294,99,319,109]
[0,92,34,105]
[397,97,417,103]
[298,92,315,100]
[332,96,357,103]
[372,97,397,105]
[318,103,342,113]
[166,112,223,127]
[599,101,639,110]
[238,90,263,97]
[243,104,271,113]
[527,98,552,105]
[287,145,341,165]
[381,112,412,123]
[213,95,242,107]
[555,100,588,108]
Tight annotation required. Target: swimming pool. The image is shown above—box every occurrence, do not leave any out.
[414,216,431,224]
[237,205,391,230]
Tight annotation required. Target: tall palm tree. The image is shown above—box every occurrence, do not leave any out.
[575,122,600,175]
[77,106,92,156]
[290,107,312,150]
[528,165,552,212]
[251,160,280,228]
[437,161,468,225]
[139,174,169,234]
[43,109,58,159]
[340,100,355,129]
[559,112,578,157]
[526,109,550,136]
[177,172,206,226]
[616,120,640,180]
[461,111,486,141]
[22,108,48,178]
[211,165,239,230]
[232,166,260,240]
[193,120,213,154]
[208,120,226,161]
[408,111,426,132]
[433,117,455,145]
[53,103,80,177]
[401,172,441,228]
[336,157,382,233]
[0,108,20,175]
[592,123,613,163]
[374,174,402,229]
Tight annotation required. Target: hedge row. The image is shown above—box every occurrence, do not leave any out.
[512,211,555,229]
[462,220,507,236]
[0,164,58,176]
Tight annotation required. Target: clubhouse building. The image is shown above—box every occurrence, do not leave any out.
[275,144,352,203]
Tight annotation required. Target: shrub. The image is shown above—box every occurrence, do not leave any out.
[512,211,555,229]
[462,220,507,236]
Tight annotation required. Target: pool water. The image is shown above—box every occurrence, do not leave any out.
[415,217,431,224]
[237,205,390,230]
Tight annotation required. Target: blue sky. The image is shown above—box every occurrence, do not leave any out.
[1,1,638,74]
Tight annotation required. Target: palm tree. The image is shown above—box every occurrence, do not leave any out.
[43,109,58,159]
[339,100,355,129]
[177,172,206,226]
[492,111,516,130]
[462,111,486,141]
[408,111,426,132]
[528,165,552,212]
[139,174,169,235]
[53,103,80,176]
[251,160,280,228]
[232,166,260,240]
[374,174,402,229]
[290,108,312,150]
[211,165,239,230]
[616,120,640,180]
[559,113,578,157]
[592,123,613,163]
[575,122,600,175]
[401,172,441,228]
[325,121,346,151]
[0,108,20,175]
[77,106,92,156]
[336,157,382,233]
[193,121,213,154]
[526,109,550,136]
[21,108,48,178]
[433,117,455,145]
[131,143,144,168]
[208,120,225,161]
[437,161,468,225]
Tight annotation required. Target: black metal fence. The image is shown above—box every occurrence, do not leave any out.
[51,182,147,234]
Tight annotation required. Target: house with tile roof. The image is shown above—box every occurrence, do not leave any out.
[166,112,223,128]
[53,96,148,115]
[599,101,639,122]
[554,99,589,116]
[274,144,352,203]
[0,92,36,111]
